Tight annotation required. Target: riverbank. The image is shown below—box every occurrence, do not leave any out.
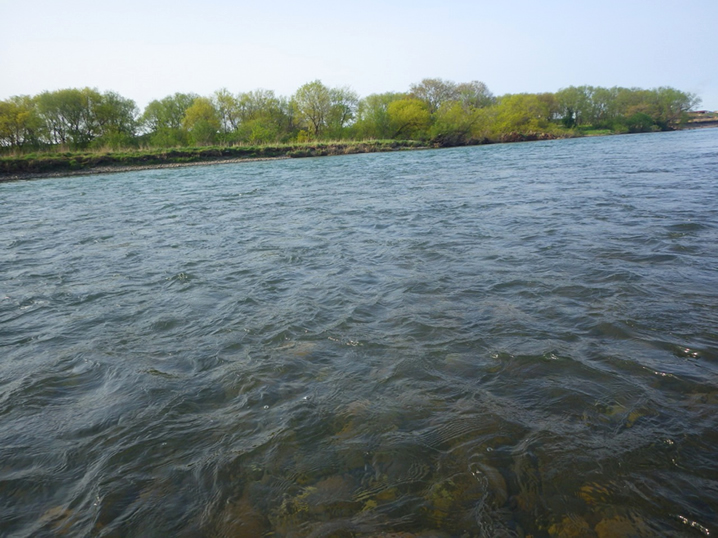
[0,141,428,182]
[4,128,694,182]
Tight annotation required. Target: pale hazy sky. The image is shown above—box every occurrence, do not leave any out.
[2,0,716,110]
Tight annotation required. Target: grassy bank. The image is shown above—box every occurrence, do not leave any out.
[0,140,428,180]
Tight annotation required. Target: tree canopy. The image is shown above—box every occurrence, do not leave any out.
[0,80,702,152]
[292,81,359,139]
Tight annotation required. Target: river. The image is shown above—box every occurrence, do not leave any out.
[1,129,717,537]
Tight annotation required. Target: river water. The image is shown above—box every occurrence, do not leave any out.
[1,129,717,537]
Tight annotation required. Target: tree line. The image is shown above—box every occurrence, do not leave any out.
[0,79,700,152]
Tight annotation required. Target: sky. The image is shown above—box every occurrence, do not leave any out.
[2,0,717,111]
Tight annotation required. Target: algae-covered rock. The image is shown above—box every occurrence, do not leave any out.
[39,506,75,535]
[361,531,450,538]
[589,401,655,429]
[425,479,456,516]
[469,459,509,507]
[272,485,318,531]
[548,514,596,538]
[577,483,612,506]
[277,340,318,357]
[214,496,270,537]
[422,468,500,530]
[510,450,544,516]
[271,473,363,532]
[595,515,642,537]
[359,486,400,513]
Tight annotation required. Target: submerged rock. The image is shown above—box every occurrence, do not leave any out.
[214,496,270,537]
[548,514,596,538]
[594,515,643,537]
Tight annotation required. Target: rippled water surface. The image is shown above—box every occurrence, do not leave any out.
[2,130,718,537]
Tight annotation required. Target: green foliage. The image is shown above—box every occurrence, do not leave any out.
[148,128,190,148]
[623,112,657,133]
[555,85,700,132]
[93,91,138,140]
[0,79,703,157]
[406,78,496,144]
[409,78,494,114]
[326,86,360,138]
[430,102,481,146]
[651,86,700,128]
[387,98,431,139]
[239,90,295,143]
[140,92,197,146]
[292,80,332,138]
[292,81,358,139]
[182,97,221,146]
[456,81,496,109]
[577,128,614,137]
[409,78,458,114]
[213,88,241,137]
[36,88,96,147]
[555,86,589,128]
[353,92,404,139]
[492,93,555,135]
[26,88,139,149]
[90,131,138,150]
[0,95,42,149]
[236,118,283,144]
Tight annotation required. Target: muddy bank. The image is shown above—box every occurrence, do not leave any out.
[0,156,290,182]
[0,141,428,182]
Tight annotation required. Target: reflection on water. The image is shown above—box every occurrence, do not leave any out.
[1,129,718,536]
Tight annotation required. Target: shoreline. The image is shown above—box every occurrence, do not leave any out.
[0,141,431,183]
[0,156,292,182]
[8,127,710,183]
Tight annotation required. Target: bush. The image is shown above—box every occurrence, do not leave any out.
[624,112,657,133]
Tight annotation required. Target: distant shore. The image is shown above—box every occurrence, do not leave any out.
[684,119,718,129]
[0,141,431,182]
[7,126,712,182]
[0,156,292,182]
[0,134,570,183]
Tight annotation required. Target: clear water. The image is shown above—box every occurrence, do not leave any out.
[1,130,717,537]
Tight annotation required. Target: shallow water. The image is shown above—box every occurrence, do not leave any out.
[1,130,718,537]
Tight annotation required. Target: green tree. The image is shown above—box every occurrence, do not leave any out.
[36,87,104,147]
[292,80,332,138]
[92,91,138,148]
[555,86,593,128]
[235,89,295,143]
[585,86,618,127]
[141,92,197,146]
[409,78,459,114]
[607,86,699,131]
[387,98,431,139]
[651,86,700,129]
[623,112,657,133]
[292,81,358,139]
[456,81,495,109]
[430,101,483,146]
[213,89,242,142]
[354,92,404,139]
[0,95,42,149]
[182,97,221,146]
[327,86,359,137]
[492,93,554,135]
